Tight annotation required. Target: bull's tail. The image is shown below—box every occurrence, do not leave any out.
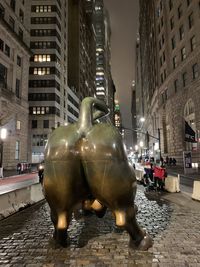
[77,97,109,136]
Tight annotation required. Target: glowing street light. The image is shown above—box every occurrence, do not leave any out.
[0,128,7,178]
[139,141,144,147]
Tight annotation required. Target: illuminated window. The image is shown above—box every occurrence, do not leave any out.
[192,63,199,79]
[33,67,50,75]
[181,47,186,61]
[190,36,196,51]
[34,54,51,62]
[15,141,20,160]
[16,120,21,130]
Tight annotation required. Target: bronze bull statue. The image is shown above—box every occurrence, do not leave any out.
[44,97,152,250]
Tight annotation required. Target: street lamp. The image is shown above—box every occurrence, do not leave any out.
[0,128,7,178]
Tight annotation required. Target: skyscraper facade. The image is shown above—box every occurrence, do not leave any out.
[94,0,113,106]
[28,0,80,163]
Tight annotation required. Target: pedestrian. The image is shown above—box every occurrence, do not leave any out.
[17,163,21,174]
[172,158,176,166]
[169,157,173,166]
[165,156,169,166]
[160,156,164,166]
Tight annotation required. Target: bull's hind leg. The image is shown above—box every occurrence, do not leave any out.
[115,206,153,250]
[51,210,72,246]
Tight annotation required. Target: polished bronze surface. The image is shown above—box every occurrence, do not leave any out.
[44,97,153,250]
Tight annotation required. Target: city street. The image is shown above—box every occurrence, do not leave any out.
[0,186,200,266]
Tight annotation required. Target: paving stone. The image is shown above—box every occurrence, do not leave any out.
[0,186,200,265]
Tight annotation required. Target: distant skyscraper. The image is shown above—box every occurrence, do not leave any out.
[94,0,112,106]
[0,0,31,169]
[114,99,122,133]
[137,0,200,164]
[68,0,96,101]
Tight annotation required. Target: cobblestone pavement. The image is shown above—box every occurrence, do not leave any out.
[0,186,200,266]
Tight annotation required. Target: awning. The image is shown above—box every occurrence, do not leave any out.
[185,120,197,143]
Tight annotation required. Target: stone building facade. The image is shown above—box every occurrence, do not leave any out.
[137,0,200,165]
[0,0,31,169]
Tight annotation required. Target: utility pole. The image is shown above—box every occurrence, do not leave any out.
[158,128,161,160]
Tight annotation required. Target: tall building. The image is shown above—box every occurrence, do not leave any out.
[68,0,96,101]
[114,99,122,133]
[131,81,137,148]
[0,0,31,169]
[94,0,113,107]
[28,0,80,163]
[137,0,200,164]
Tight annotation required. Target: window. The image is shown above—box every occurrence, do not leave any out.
[19,9,24,23]
[16,79,20,98]
[43,120,49,128]
[10,0,16,11]
[158,23,161,33]
[188,13,194,29]
[179,25,184,40]
[164,69,167,79]
[161,73,164,84]
[160,56,163,67]
[33,67,50,75]
[0,4,5,18]
[0,63,7,85]
[34,54,51,62]
[0,39,3,51]
[17,55,21,66]
[190,36,196,51]
[162,34,165,44]
[16,120,21,130]
[30,106,60,117]
[192,63,199,79]
[171,36,176,49]
[15,141,20,160]
[181,47,186,61]
[174,79,178,93]
[159,40,162,50]
[35,5,52,13]
[173,56,177,69]
[32,120,37,128]
[19,28,23,39]
[170,16,174,30]
[178,4,182,18]
[9,16,15,30]
[161,16,163,27]
[163,51,165,62]
[5,44,10,57]
[169,0,173,10]
[182,72,187,87]
[32,134,48,147]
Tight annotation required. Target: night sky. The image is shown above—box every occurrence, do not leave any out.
[104,0,139,147]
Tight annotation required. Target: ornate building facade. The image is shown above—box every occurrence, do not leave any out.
[0,0,31,168]
[137,0,200,164]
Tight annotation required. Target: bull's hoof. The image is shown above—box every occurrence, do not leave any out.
[54,229,68,247]
[94,206,107,218]
[129,233,153,251]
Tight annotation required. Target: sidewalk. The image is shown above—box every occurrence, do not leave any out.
[0,170,38,195]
